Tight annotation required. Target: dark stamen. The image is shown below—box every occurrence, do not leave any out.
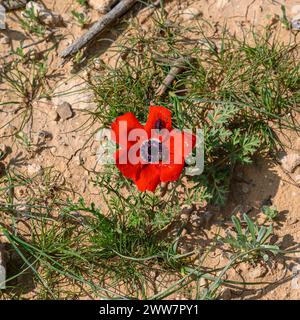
[140,139,165,163]
[154,118,165,131]
[147,140,152,161]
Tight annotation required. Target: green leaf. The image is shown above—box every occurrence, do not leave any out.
[243,214,256,241]
[256,226,267,243]
[232,216,243,236]
[261,225,273,244]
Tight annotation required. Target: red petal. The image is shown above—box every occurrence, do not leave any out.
[115,148,141,180]
[169,129,196,162]
[160,163,184,182]
[135,164,161,192]
[182,130,196,158]
[144,106,172,136]
[159,129,196,182]
[111,112,143,147]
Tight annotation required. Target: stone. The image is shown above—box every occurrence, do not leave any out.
[40,11,61,26]
[37,130,52,142]
[26,1,62,27]
[93,58,104,70]
[291,5,300,30]
[291,20,300,31]
[0,244,6,290]
[2,0,27,11]
[181,6,202,21]
[56,102,74,120]
[27,163,42,177]
[190,214,202,228]
[25,1,45,15]
[280,153,300,173]
[89,0,118,14]
[220,288,232,300]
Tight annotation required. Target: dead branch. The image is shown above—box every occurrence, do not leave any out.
[2,0,28,11]
[59,0,138,59]
[155,57,193,97]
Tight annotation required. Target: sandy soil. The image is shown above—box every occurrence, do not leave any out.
[1,0,300,299]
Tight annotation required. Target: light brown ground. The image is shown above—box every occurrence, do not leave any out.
[1,0,300,300]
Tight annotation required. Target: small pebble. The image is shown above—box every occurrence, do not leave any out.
[89,0,118,14]
[56,102,74,120]
[26,1,62,27]
[281,153,300,173]
[220,288,232,300]
[190,214,201,228]
[27,163,43,177]
[291,20,300,30]
[93,58,104,70]
[1,0,26,11]
[37,130,52,142]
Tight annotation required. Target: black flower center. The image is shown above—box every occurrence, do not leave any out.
[140,139,165,163]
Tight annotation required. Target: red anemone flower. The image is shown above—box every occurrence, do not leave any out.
[111,106,196,192]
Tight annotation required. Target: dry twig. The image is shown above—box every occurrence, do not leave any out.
[59,0,138,59]
[155,57,193,97]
